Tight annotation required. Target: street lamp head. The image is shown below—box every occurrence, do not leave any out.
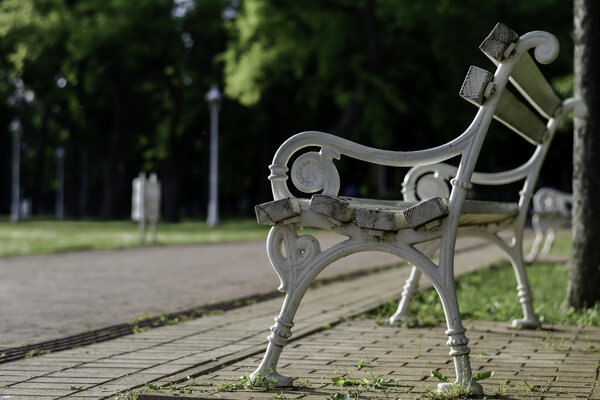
[9,118,22,134]
[205,83,222,105]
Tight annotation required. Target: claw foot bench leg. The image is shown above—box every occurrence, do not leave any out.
[251,316,295,387]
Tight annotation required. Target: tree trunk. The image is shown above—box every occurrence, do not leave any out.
[566,0,600,309]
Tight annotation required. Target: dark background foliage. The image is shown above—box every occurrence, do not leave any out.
[0,0,574,220]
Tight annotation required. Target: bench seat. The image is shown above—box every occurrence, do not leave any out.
[256,195,518,231]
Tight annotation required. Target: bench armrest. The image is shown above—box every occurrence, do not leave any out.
[402,161,535,202]
[267,130,476,200]
[401,96,586,202]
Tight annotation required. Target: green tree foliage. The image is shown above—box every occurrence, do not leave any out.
[224,0,573,198]
[0,0,227,219]
[0,0,575,219]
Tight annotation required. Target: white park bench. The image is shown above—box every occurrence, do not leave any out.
[251,23,586,394]
[526,187,573,262]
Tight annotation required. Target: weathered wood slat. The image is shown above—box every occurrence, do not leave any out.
[255,198,302,225]
[479,22,519,63]
[494,88,547,145]
[403,197,449,229]
[459,65,547,144]
[480,22,561,119]
[510,54,561,119]
[309,194,413,223]
[461,200,518,215]
[355,208,407,231]
[354,199,517,232]
[458,213,516,227]
[459,66,494,106]
[309,195,356,222]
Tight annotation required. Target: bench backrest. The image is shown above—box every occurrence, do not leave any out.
[459,23,559,145]
[402,23,586,222]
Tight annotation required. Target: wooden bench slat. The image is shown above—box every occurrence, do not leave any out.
[479,22,519,63]
[354,199,517,232]
[355,208,408,231]
[494,87,547,145]
[459,66,494,106]
[355,197,449,231]
[460,65,547,145]
[480,22,561,119]
[309,194,413,223]
[510,54,562,119]
[403,197,449,229]
[460,199,518,215]
[458,212,516,227]
[309,194,355,222]
[308,194,517,232]
[255,198,302,225]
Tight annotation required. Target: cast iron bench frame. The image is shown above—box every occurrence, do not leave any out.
[252,23,586,394]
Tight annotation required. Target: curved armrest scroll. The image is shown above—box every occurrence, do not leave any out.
[402,155,543,202]
[269,130,475,200]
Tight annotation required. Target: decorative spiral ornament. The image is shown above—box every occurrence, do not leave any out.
[295,234,321,265]
[562,98,588,118]
[267,226,291,292]
[291,152,324,193]
[290,150,340,195]
[416,173,450,200]
[518,31,559,65]
[266,226,321,293]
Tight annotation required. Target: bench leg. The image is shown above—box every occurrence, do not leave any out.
[389,266,421,324]
[525,225,544,262]
[437,288,483,395]
[540,228,556,257]
[510,254,540,329]
[251,305,297,387]
[478,229,540,329]
[389,241,439,324]
[251,225,322,387]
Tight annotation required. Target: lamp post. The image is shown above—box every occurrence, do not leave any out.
[9,119,21,222]
[56,147,65,220]
[205,84,222,227]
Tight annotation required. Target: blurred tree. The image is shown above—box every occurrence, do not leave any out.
[223,0,573,197]
[567,0,600,309]
[0,0,576,220]
[0,0,227,220]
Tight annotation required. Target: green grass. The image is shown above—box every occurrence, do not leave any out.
[0,218,271,257]
[546,229,572,255]
[368,231,600,327]
[369,261,600,327]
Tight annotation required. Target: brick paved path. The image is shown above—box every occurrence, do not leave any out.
[0,235,399,346]
[160,320,600,400]
[2,233,593,399]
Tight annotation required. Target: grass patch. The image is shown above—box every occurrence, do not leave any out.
[367,260,600,327]
[0,218,272,257]
[546,230,571,255]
